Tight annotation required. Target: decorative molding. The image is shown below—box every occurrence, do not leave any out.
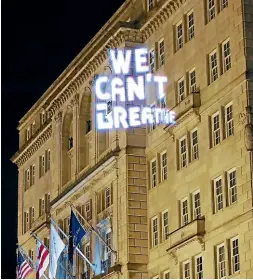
[197,236,205,251]
[54,111,62,123]
[239,111,247,126]
[169,250,178,265]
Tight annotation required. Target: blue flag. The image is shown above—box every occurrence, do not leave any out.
[68,210,86,265]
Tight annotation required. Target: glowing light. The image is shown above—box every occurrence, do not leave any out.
[135,48,149,73]
[126,76,145,101]
[95,76,110,100]
[111,77,125,102]
[154,76,168,99]
[109,49,132,75]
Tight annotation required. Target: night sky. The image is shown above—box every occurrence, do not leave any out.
[2,0,124,278]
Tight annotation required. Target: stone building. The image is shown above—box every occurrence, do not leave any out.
[12,0,253,279]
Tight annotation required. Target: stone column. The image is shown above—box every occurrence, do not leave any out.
[53,110,62,196]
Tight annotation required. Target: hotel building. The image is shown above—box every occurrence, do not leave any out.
[12,0,253,278]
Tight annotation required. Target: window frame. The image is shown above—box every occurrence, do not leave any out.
[183,260,191,279]
[221,0,228,11]
[191,128,199,161]
[105,227,112,265]
[209,49,219,83]
[212,111,221,147]
[222,38,231,72]
[158,38,165,67]
[195,254,203,279]
[163,270,170,279]
[230,236,240,274]
[151,215,158,247]
[31,164,35,186]
[193,190,201,219]
[227,168,237,205]
[41,153,45,176]
[47,149,51,171]
[147,0,154,11]
[187,10,195,41]
[189,68,197,93]
[225,102,234,138]
[214,176,224,213]
[161,151,168,181]
[26,127,31,141]
[32,121,36,135]
[105,187,112,209]
[207,0,216,22]
[178,77,185,103]
[176,21,183,50]
[25,168,30,190]
[151,158,157,188]
[149,48,155,73]
[179,136,187,169]
[217,243,226,279]
[181,197,189,226]
[162,209,169,241]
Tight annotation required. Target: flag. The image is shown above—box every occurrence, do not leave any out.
[49,223,65,279]
[17,250,33,279]
[36,240,49,279]
[56,247,68,279]
[68,210,86,265]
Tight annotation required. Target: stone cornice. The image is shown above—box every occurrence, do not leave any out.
[12,122,52,167]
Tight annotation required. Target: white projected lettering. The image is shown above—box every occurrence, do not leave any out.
[94,48,176,130]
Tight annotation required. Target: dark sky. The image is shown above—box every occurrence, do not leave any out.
[2,0,124,278]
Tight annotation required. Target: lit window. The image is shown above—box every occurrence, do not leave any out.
[187,11,195,41]
[163,270,170,279]
[149,49,155,73]
[179,137,187,168]
[191,129,199,161]
[152,216,158,247]
[231,237,240,274]
[217,244,226,278]
[26,127,31,141]
[176,21,183,50]
[189,68,197,93]
[158,39,165,67]
[209,50,218,83]
[105,187,111,208]
[195,255,203,279]
[225,103,234,137]
[214,176,223,212]
[181,198,189,226]
[223,39,231,72]
[31,165,35,186]
[162,210,169,241]
[212,112,220,146]
[178,78,185,102]
[183,261,191,279]
[208,0,215,21]
[148,0,154,11]
[221,0,228,9]
[161,152,167,181]
[151,159,157,188]
[193,191,201,219]
[228,169,237,204]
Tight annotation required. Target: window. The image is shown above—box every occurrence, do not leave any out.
[178,78,185,102]
[28,250,34,261]
[217,244,226,278]
[228,169,237,204]
[151,159,157,188]
[149,49,155,73]
[26,127,31,141]
[68,137,73,150]
[23,211,29,234]
[225,103,234,137]
[231,237,240,274]
[161,152,167,181]
[29,206,35,228]
[32,121,36,135]
[107,101,112,114]
[46,193,50,212]
[41,111,46,125]
[86,120,92,134]
[158,39,165,67]
[195,255,203,279]
[183,261,191,279]
[105,187,112,208]
[181,198,189,226]
[40,153,45,177]
[105,229,112,266]
[148,0,154,11]
[162,210,169,241]
[39,198,45,216]
[151,216,158,247]
[221,0,228,10]
[209,50,218,83]
[85,201,92,220]
[214,177,223,212]
[193,191,201,219]
[47,149,51,171]
[179,137,187,168]
[212,112,221,146]
[150,104,157,131]
[222,39,231,72]
[191,129,199,161]
[176,21,183,50]
[25,169,30,190]
[163,270,170,279]
[187,11,195,40]
[208,0,215,22]
[159,96,166,109]
[31,165,35,186]
[189,68,197,93]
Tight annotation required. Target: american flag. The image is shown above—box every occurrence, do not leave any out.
[16,251,33,279]
[36,241,49,279]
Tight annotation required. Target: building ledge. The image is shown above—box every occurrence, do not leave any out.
[92,264,121,279]
[31,212,50,233]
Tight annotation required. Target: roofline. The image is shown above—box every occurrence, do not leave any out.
[18,0,133,129]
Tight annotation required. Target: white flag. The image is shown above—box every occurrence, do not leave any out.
[49,223,65,279]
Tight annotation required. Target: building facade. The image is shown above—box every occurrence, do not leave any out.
[12,0,253,278]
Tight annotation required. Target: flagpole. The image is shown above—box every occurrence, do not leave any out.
[50,217,95,269]
[66,201,117,256]
[30,232,73,279]
[18,245,48,279]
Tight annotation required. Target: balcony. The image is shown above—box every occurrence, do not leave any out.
[31,212,50,232]
[166,217,205,263]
